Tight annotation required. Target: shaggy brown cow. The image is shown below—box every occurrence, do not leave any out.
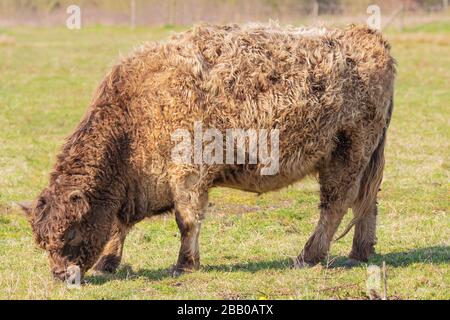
[20,23,395,281]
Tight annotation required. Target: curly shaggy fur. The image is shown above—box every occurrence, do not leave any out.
[21,23,396,279]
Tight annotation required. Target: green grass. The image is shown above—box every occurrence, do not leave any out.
[0,23,449,300]
[403,20,450,33]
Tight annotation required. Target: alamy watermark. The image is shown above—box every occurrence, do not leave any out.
[171,122,280,175]
[367,5,382,31]
[64,4,382,31]
[65,265,81,289]
[366,263,388,300]
[66,5,81,30]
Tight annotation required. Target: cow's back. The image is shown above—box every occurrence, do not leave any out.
[120,24,395,190]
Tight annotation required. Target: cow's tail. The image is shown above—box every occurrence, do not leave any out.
[334,95,394,242]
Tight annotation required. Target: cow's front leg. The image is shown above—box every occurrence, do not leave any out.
[171,172,208,275]
[93,221,128,273]
[174,207,202,274]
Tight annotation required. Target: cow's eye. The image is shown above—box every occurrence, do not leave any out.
[66,229,76,242]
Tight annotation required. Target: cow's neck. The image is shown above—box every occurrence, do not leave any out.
[50,102,175,221]
[51,105,131,200]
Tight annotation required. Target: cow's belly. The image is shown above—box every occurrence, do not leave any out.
[212,164,315,194]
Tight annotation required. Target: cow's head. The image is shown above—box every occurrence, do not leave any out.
[19,185,114,281]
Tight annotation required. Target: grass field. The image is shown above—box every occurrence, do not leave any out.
[0,22,449,300]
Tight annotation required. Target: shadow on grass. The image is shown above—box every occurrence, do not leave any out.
[330,245,450,268]
[84,259,294,285]
[86,264,171,285]
[203,257,293,273]
[85,246,449,285]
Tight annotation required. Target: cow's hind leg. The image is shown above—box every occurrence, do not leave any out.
[349,200,378,262]
[93,221,128,273]
[349,130,387,262]
[171,172,208,276]
[295,135,364,267]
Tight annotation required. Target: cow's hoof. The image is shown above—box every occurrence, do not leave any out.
[292,257,316,269]
[170,268,183,278]
[169,264,198,277]
[93,255,121,274]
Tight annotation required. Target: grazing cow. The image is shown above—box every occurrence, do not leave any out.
[20,23,395,281]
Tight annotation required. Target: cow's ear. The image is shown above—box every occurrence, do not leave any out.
[17,201,33,217]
